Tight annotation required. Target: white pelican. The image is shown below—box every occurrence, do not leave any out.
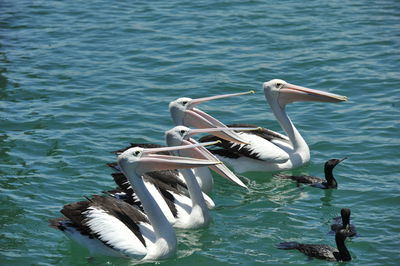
[163,125,253,228]
[171,79,348,173]
[106,127,250,229]
[49,142,220,260]
[169,91,253,188]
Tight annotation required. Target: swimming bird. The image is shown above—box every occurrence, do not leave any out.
[171,79,347,173]
[169,91,254,187]
[274,157,347,189]
[49,142,221,260]
[165,126,254,193]
[277,229,352,262]
[108,143,217,209]
[331,208,357,237]
[106,127,250,228]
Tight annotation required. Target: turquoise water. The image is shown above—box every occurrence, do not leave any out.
[1,0,399,265]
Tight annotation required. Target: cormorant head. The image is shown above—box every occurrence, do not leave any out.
[324,157,347,171]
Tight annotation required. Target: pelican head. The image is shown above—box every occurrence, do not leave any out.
[169,91,254,145]
[169,97,193,126]
[165,125,255,146]
[118,142,221,177]
[165,125,192,146]
[263,79,348,109]
[164,125,251,188]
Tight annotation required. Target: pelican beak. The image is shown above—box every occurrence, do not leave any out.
[278,83,348,107]
[181,91,254,145]
[135,141,222,174]
[187,126,261,137]
[177,138,248,188]
[186,90,254,110]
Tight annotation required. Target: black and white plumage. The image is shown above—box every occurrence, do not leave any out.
[49,195,150,257]
[277,229,352,262]
[169,96,255,191]
[330,208,357,237]
[105,161,215,226]
[50,143,220,260]
[199,123,290,161]
[171,79,347,173]
[106,126,248,229]
[274,157,347,189]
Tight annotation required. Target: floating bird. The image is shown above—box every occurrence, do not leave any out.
[277,229,352,262]
[108,143,217,210]
[49,142,220,260]
[169,91,253,186]
[275,157,347,189]
[165,125,254,193]
[106,127,250,228]
[170,79,347,173]
[330,208,357,237]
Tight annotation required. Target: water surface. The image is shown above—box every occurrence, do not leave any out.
[1,0,399,265]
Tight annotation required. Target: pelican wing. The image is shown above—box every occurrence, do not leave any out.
[199,124,290,163]
[60,196,149,257]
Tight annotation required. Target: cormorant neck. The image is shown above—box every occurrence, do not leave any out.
[335,235,351,261]
[342,215,350,227]
[324,168,337,188]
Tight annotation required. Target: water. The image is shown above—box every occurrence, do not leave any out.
[1,0,399,265]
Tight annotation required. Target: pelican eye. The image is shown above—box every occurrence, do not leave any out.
[182,101,188,105]
[134,150,140,156]
[276,82,282,88]
[180,130,186,134]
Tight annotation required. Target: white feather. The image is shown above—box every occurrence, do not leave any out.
[232,132,290,163]
[143,180,176,224]
[83,207,147,258]
[62,223,124,257]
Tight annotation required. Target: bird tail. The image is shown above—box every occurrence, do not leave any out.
[48,217,68,230]
[274,174,293,179]
[276,242,300,250]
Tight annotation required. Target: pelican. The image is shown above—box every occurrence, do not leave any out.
[163,125,253,228]
[169,90,253,186]
[106,127,251,229]
[49,142,220,260]
[165,126,255,192]
[170,79,348,173]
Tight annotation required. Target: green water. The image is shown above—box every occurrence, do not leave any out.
[1,0,399,265]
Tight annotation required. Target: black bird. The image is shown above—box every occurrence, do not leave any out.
[331,208,357,237]
[277,229,351,262]
[274,157,347,189]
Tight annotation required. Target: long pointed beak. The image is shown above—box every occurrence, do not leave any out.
[337,157,348,164]
[188,126,261,137]
[279,83,348,107]
[135,141,222,174]
[178,138,248,188]
[142,140,220,155]
[138,153,221,174]
[186,90,254,109]
[183,108,250,144]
